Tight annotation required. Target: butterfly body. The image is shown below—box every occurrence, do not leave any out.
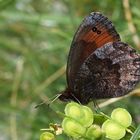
[59,12,140,104]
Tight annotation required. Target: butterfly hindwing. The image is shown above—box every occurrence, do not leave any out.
[73,42,140,104]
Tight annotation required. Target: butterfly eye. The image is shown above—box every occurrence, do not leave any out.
[92,27,97,32]
[97,30,101,34]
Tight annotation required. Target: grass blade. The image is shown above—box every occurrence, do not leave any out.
[130,124,140,140]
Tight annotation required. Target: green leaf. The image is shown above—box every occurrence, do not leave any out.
[130,124,140,140]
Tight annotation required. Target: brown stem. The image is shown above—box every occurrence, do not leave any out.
[10,58,24,140]
[34,65,66,94]
[123,0,140,49]
[99,89,140,108]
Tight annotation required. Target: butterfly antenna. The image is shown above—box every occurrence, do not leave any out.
[35,101,47,108]
[50,93,62,104]
[35,93,62,108]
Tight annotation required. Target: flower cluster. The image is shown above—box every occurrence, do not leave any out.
[40,102,133,140]
[102,108,132,139]
[62,102,132,140]
[62,102,102,139]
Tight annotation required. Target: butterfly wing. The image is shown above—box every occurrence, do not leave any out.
[67,12,120,90]
[73,42,140,104]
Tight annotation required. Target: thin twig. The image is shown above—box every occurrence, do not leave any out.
[123,0,140,49]
[10,58,24,140]
[99,88,140,108]
[34,65,66,94]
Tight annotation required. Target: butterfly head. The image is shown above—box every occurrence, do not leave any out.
[59,88,75,102]
[59,87,84,104]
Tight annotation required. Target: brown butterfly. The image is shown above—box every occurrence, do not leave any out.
[59,12,140,104]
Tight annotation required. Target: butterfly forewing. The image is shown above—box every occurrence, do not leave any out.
[67,12,120,90]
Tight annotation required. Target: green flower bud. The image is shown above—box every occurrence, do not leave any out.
[64,102,94,127]
[111,108,132,128]
[86,125,102,139]
[79,106,94,127]
[102,120,126,140]
[65,102,84,120]
[62,117,86,138]
[40,132,55,140]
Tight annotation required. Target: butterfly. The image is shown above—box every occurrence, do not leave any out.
[59,12,140,104]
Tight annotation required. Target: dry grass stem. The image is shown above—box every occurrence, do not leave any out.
[123,0,140,49]
[99,88,140,108]
[10,58,24,140]
[34,65,66,94]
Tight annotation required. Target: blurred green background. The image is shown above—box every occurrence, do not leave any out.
[0,0,140,140]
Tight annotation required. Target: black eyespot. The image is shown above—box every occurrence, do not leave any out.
[92,27,97,32]
[97,30,101,34]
